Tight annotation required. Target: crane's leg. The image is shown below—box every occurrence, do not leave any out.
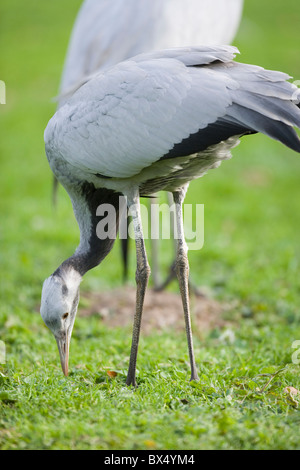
[126,189,151,387]
[173,187,199,382]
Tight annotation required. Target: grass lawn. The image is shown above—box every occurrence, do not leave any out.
[1,0,300,450]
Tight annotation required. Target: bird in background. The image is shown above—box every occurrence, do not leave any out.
[56,0,244,288]
[41,46,300,386]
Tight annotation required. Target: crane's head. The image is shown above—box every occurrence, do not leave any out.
[40,266,82,376]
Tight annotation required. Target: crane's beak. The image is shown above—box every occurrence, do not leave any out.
[55,332,69,376]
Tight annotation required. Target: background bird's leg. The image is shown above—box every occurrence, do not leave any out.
[173,186,199,382]
[152,192,177,291]
[52,175,59,208]
[154,192,206,298]
[149,196,161,289]
[120,209,130,283]
[126,189,151,387]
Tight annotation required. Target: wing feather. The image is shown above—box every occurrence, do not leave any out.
[45,46,300,180]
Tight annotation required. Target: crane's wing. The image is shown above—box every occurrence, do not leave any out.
[46,46,300,179]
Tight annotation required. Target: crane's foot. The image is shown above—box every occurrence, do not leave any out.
[126,373,137,388]
[190,371,200,382]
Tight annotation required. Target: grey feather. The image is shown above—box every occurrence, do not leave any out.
[226,104,300,153]
[45,46,300,185]
[132,45,240,66]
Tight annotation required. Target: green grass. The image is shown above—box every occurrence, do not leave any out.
[1,0,300,450]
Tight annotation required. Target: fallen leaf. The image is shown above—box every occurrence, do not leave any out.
[284,387,299,396]
[106,370,118,378]
[144,440,156,449]
[284,387,299,408]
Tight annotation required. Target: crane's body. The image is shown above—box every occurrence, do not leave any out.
[41,46,300,385]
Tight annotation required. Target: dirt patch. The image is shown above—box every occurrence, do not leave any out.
[80,286,232,335]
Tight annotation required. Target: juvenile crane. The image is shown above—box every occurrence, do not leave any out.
[57,0,244,287]
[41,46,300,386]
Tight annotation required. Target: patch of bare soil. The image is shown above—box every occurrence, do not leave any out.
[80,286,232,335]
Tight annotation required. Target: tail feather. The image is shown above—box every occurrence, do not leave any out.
[232,91,300,128]
[227,104,300,153]
[217,61,300,153]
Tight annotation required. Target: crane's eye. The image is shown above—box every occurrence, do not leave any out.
[62,312,69,320]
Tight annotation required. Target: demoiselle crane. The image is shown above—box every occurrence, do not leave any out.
[41,46,300,386]
[57,0,244,287]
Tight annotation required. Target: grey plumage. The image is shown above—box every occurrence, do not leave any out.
[41,46,300,384]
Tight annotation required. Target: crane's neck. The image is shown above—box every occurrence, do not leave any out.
[58,184,124,278]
